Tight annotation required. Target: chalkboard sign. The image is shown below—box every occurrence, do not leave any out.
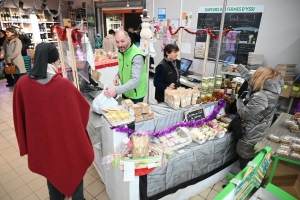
[195,6,264,63]
[185,107,205,122]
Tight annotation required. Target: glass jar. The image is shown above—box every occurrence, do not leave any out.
[200,90,207,98]
[207,89,213,97]
[202,77,209,87]
[208,77,215,90]
[215,75,222,89]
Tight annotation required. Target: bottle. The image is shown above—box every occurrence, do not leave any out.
[7,12,11,21]
[221,78,225,94]
[227,80,232,95]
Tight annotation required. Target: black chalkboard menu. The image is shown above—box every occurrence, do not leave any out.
[195,5,264,64]
[185,107,205,122]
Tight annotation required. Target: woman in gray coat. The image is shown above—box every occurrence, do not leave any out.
[231,64,284,169]
[5,27,26,85]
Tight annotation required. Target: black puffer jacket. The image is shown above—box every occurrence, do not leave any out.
[236,64,284,159]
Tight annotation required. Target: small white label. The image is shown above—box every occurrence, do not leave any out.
[148,163,156,169]
[123,162,135,182]
[177,149,185,154]
[175,102,180,106]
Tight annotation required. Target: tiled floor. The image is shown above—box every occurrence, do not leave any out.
[0,77,226,200]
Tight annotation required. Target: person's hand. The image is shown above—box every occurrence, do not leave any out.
[167,83,175,89]
[104,88,117,98]
[230,64,238,71]
[113,75,120,86]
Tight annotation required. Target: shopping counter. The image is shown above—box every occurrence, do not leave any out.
[87,96,237,200]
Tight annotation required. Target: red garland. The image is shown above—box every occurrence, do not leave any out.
[71,28,83,46]
[168,26,231,40]
[50,25,70,41]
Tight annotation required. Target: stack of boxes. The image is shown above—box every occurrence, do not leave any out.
[122,100,154,122]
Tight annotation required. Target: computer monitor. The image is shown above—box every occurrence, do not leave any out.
[180,58,193,74]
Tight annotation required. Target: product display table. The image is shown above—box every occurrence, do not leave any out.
[88,100,237,200]
[255,113,300,184]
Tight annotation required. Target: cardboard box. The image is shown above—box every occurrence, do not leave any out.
[280,81,293,98]
[271,175,300,199]
[92,70,101,81]
[249,187,280,200]
[275,64,296,76]
[265,161,300,199]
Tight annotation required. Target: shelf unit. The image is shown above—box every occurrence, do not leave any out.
[0,7,60,48]
[105,14,123,33]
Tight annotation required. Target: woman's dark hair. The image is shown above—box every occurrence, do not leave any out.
[164,43,179,57]
[5,27,18,35]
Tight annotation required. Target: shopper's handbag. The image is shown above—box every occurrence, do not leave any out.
[4,62,19,74]
[228,117,245,139]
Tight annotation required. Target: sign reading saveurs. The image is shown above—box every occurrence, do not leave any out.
[198,5,264,13]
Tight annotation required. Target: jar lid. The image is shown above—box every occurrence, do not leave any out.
[202,77,209,80]
[216,75,222,78]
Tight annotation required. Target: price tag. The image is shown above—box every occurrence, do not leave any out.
[148,163,156,169]
[177,149,185,154]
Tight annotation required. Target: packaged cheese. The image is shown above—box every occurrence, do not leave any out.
[129,104,143,116]
[137,102,151,113]
[135,115,144,123]
[121,99,134,110]
[143,111,154,121]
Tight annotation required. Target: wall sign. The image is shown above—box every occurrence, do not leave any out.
[195,5,264,64]
[158,8,167,19]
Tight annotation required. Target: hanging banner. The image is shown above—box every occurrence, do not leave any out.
[195,5,264,65]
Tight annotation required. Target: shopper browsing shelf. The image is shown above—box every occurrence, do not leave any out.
[13,43,94,199]
[230,64,284,169]
[154,43,181,103]
[5,27,26,85]
[104,30,147,103]
[10,24,31,56]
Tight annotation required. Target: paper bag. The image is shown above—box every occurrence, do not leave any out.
[131,135,149,158]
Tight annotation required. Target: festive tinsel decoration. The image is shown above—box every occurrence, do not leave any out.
[295,101,300,114]
[112,98,226,137]
[168,26,231,40]
[50,24,71,42]
[71,28,83,46]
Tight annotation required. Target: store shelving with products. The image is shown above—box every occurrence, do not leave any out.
[0,7,60,47]
[36,10,59,43]
[105,14,123,32]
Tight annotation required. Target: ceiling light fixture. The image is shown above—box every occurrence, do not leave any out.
[126,1,129,7]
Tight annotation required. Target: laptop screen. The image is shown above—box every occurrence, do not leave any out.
[180,58,193,73]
